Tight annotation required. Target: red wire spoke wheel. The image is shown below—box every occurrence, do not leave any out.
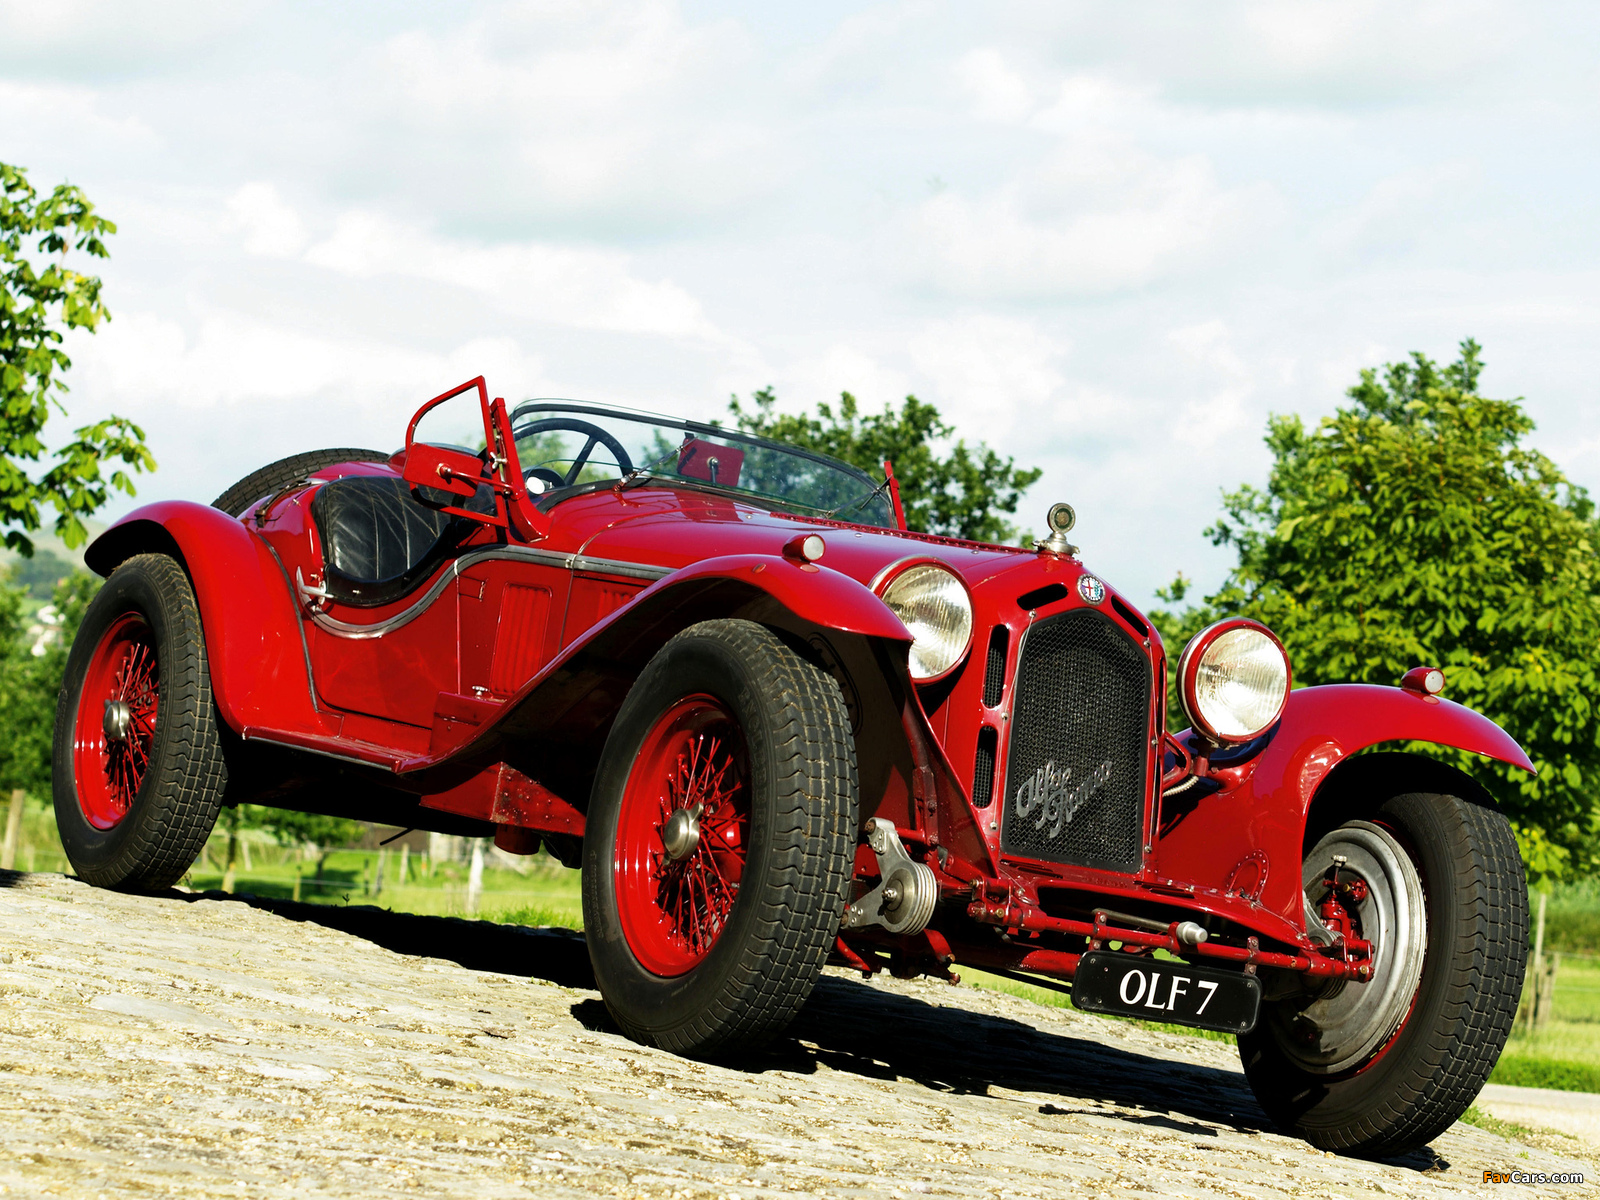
[71,614,161,830]
[584,619,858,1057]
[614,695,751,976]
[53,554,227,891]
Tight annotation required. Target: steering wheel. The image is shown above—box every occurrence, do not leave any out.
[513,417,635,489]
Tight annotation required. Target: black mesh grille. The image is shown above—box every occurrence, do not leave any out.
[973,725,998,809]
[982,626,1009,707]
[1000,608,1151,872]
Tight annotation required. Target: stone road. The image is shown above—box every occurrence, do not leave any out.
[1,869,1593,1199]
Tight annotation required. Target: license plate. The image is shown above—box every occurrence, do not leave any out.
[1071,951,1261,1034]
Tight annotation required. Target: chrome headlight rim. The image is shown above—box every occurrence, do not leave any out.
[872,556,975,683]
[1178,617,1292,745]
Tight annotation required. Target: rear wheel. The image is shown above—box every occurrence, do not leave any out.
[1239,786,1527,1157]
[583,619,858,1057]
[52,554,228,890]
[212,447,389,518]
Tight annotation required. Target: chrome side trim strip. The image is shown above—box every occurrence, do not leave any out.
[570,554,673,582]
[306,545,672,640]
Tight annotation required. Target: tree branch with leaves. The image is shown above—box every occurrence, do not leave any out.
[728,388,1041,544]
[1152,340,1600,879]
[1,162,154,555]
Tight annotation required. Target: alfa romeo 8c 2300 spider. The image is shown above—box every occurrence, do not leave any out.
[55,377,1531,1157]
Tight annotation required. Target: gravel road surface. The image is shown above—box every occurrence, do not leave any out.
[1,869,1593,1199]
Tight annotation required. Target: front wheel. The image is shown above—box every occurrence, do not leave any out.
[1239,785,1528,1157]
[52,553,228,890]
[582,619,858,1057]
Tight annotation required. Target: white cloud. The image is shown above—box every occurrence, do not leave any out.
[1318,160,1482,262]
[225,182,308,259]
[338,0,773,228]
[906,315,1068,442]
[302,210,723,340]
[0,0,261,75]
[79,310,544,413]
[1167,320,1256,450]
[0,80,158,154]
[956,48,1034,124]
[900,151,1279,299]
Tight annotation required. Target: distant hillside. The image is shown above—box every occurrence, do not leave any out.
[0,519,108,598]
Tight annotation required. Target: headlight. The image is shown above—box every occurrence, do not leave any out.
[877,561,974,681]
[1178,618,1291,744]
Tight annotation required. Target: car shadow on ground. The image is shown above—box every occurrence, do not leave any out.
[190,889,1447,1173]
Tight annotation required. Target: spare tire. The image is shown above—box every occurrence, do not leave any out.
[212,447,390,518]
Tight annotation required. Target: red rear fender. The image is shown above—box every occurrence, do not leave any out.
[1154,683,1532,939]
[86,502,325,737]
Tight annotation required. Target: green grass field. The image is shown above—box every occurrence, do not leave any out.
[182,848,586,929]
[3,791,586,929]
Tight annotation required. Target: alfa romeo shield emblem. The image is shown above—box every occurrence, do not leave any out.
[1077,574,1106,604]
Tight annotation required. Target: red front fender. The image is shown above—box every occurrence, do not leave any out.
[640,554,913,642]
[85,502,328,739]
[1153,683,1532,943]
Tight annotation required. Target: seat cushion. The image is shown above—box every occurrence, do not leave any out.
[310,475,462,608]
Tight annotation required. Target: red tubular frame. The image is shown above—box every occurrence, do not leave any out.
[962,900,1370,980]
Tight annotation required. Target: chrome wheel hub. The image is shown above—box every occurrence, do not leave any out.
[1269,820,1427,1074]
[103,699,133,742]
[661,802,703,862]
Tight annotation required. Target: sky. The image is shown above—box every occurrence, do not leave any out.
[3,1,1598,605]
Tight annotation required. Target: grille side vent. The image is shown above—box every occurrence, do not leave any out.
[973,725,998,809]
[1111,595,1148,637]
[982,625,1009,707]
[1000,608,1151,873]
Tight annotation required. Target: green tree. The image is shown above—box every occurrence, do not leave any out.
[0,567,100,797]
[728,388,1043,544]
[1152,340,1600,879]
[2,162,155,555]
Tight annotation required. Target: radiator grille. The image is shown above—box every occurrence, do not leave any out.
[1000,608,1151,872]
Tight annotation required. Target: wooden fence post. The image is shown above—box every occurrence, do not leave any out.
[1,789,24,872]
[1519,891,1559,1033]
[467,839,485,916]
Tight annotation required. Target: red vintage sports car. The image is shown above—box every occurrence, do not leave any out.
[55,377,1530,1157]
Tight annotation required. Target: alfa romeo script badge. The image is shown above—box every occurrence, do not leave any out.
[1077,574,1106,604]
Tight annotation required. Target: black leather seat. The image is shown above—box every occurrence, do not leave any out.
[310,476,465,608]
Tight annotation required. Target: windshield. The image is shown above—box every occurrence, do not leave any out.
[507,401,897,528]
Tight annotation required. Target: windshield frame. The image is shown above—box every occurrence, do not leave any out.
[508,399,896,526]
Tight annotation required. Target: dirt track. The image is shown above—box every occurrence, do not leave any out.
[1,868,1593,1199]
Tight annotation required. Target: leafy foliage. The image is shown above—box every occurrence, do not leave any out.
[1,162,155,555]
[237,806,364,851]
[0,567,99,796]
[728,388,1042,544]
[1151,341,1600,879]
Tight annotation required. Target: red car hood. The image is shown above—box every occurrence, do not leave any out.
[558,485,1037,591]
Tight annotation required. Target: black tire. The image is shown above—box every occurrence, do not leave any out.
[582,619,858,1057]
[52,554,228,891]
[1239,788,1528,1157]
[211,447,389,517]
